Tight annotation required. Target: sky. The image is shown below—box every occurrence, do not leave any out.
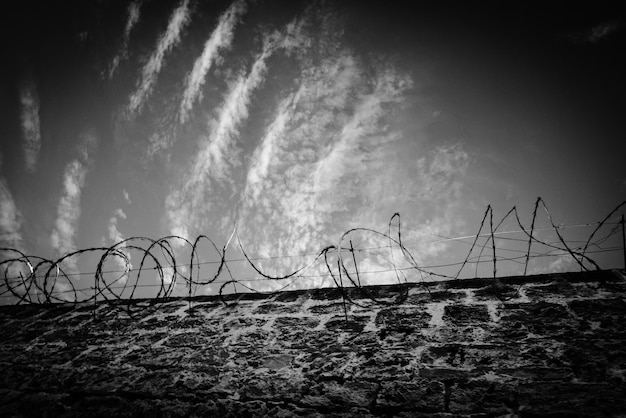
[1,1,625,302]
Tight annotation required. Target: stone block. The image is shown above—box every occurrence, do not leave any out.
[359,349,416,379]
[473,283,519,301]
[443,305,490,326]
[524,279,578,299]
[300,380,379,411]
[242,376,306,402]
[568,298,626,335]
[421,344,534,370]
[516,382,626,416]
[347,284,411,302]
[309,288,345,301]
[496,302,577,339]
[253,302,300,314]
[308,302,348,315]
[406,290,465,304]
[375,379,445,413]
[376,307,430,340]
[283,330,339,357]
[447,380,517,415]
[222,317,267,331]
[562,339,626,383]
[0,322,44,344]
[325,315,369,333]
[162,331,213,348]
[274,316,320,329]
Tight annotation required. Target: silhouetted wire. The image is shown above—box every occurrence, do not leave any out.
[2,222,614,283]
[1,198,624,317]
[1,242,620,295]
[3,245,618,296]
[0,246,621,304]
[581,201,626,268]
[453,205,492,280]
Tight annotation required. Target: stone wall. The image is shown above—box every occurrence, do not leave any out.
[1,270,626,417]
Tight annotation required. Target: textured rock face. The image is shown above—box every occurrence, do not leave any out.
[1,270,626,417]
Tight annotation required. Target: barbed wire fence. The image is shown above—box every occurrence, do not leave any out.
[1,197,625,317]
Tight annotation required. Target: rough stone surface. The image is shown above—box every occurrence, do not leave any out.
[1,270,626,417]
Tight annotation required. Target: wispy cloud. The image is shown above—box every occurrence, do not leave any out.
[569,20,622,44]
[123,189,131,205]
[269,13,311,54]
[108,208,127,243]
[243,51,363,208]
[198,45,272,181]
[144,131,174,163]
[244,94,294,203]
[528,254,578,275]
[588,22,620,42]
[50,133,97,272]
[344,142,471,284]
[109,0,142,79]
[105,208,132,284]
[127,0,191,116]
[166,18,305,242]
[166,45,272,242]
[162,6,470,291]
[0,159,35,301]
[401,143,470,257]
[50,160,88,269]
[236,52,379,279]
[0,177,23,251]
[0,153,28,297]
[179,0,247,123]
[236,20,470,289]
[19,79,41,173]
[312,62,413,208]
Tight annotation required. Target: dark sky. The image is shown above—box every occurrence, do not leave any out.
[1,1,625,301]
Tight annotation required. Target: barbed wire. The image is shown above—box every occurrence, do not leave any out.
[1,197,625,317]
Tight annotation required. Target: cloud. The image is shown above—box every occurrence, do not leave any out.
[19,79,41,173]
[0,154,30,299]
[391,143,470,260]
[123,189,131,205]
[587,22,620,43]
[143,131,174,163]
[269,13,311,54]
[108,208,127,243]
[105,208,132,284]
[198,44,273,181]
[528,254,579,275]
[50,133,97,272]
[166,19,304,243]
[238,52,417,263]
[109,0,142,78]
[235,35,470,290]
[162,6,470,291]
[414,143,469,206]
[312,62,413,204]
[244,94,294,203]
[243,52,363,208]
[179,0,247,123]
[569,21,622,44]
[50,161,88,271]
[0,177,23,251]
[235,54,407,286]
[127,0,191,116]
[315,142,470,286]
